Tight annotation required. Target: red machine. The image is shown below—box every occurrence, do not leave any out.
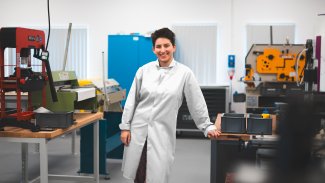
[0,27,57,131]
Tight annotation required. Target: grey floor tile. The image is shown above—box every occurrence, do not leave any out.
[0,134,211,183]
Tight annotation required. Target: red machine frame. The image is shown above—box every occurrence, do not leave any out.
[0,27,51,131]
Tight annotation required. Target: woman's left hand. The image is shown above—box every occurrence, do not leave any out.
[207,129,221,139]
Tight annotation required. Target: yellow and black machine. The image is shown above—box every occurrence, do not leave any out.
[244,44,307,83]
[243,43,314,113]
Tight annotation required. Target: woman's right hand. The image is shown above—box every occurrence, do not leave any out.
[121,130,131,146]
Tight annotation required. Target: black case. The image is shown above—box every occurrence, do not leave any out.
[221,113,246,133]
[247,114,272,135]
[35,111,74,129]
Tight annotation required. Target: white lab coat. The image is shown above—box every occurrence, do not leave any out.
[119,60,215,183]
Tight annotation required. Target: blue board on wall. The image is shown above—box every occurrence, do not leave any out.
[108,35,156,106]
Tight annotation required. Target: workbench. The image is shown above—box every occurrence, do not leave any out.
[0,112,103,183]
[210,113,277,183]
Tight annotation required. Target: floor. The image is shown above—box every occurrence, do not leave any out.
[0,133,211,183]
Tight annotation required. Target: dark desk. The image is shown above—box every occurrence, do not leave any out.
[210,114,277,183]
[0,112,103,183]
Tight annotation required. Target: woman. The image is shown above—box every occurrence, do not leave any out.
[119,27,220,183]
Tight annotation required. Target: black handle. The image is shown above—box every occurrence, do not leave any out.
[41,51,58,102]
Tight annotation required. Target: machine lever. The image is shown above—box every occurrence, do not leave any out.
[41,51,58,102]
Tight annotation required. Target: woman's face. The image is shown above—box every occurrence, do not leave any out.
[153,37,176,65]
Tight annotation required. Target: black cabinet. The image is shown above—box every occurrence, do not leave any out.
[176,86,228,137]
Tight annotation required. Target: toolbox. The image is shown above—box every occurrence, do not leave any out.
[221,113,246,133]
[247,114,272,135]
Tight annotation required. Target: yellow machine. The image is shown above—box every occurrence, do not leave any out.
[244,44,306,83]
[255,48,306,82]
[245,64,255,81]
[243,44,307,112]
[78,78,126,112]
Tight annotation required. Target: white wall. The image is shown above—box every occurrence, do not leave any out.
[0,0,232,82]
[230,0,325,112]
[1,0,324,111]
[232,0,325,89]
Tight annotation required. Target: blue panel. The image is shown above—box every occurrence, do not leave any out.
[138,36,157,67]
[79,120,107,175]
[107,133,122,152]
[108,35,139,105]
[108,35,156,106]
[228,55,235,68]
[79,112,124,174]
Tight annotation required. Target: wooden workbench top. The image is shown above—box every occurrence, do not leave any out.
[0,112,103,139]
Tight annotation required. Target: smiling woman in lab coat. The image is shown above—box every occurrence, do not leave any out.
[120,27,220,183]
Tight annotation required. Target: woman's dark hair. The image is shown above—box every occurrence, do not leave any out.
[151,28,175,47]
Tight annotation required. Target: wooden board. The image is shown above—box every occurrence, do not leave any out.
[214,113,276,141]
[0,112,103,139]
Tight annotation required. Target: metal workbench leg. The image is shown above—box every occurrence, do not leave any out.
[210,140,217,183]
[22,143,29,183]
[72,131,76,155]
[93,120,99,183]
[39,139,48,183]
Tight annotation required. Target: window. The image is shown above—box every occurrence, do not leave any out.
[246,24,295,51]
[172,24,217,85]
[4,27,88,79]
